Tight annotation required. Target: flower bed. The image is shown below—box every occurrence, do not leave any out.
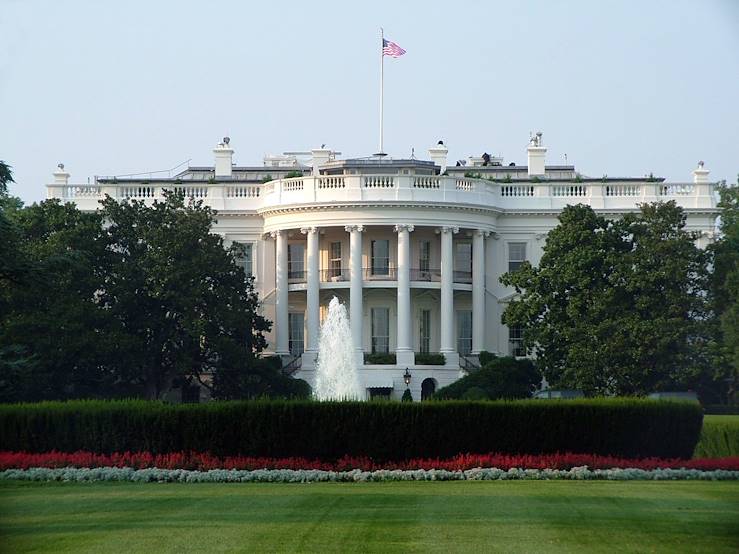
[2,450,738,472]
[3,466,739,483]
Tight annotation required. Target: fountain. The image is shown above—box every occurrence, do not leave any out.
[313,296,363,400]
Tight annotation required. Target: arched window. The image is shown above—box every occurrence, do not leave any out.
[421,378,437,401]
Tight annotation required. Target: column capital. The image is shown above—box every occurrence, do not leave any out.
[300,226,318,235]
[474,229,491,237]
[344,224,365,233]
[437,225,459,234]
[268,230,285,239]
[393,224,415,233]
[535,232,547,241]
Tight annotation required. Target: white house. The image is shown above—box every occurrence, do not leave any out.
[47,134,719,401]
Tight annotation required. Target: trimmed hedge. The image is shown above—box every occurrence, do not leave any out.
[0,399,703,460]
[693,416,739,458]
[414,353,445,365]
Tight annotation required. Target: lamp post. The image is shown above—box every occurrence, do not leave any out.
[403,368,412,387]
[401,368,413,402]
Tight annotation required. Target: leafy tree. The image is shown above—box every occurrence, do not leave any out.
[434,356,539,400]
[501,202,710,396]
[99,191,271,399]
[0,160,12,196]
[708,179,739,402]
[0,199,126,400]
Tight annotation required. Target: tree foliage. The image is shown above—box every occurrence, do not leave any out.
[708,179,739,401]
[0,180,286,401]
[434,356,539,400]
[501,202,711,396]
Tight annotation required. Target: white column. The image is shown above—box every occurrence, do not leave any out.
[346,225,365,365]
[472,230,488,355]
[302,227,320,353]
[439,226,458,363]
[271,230,289,355]
[394,224,414,366]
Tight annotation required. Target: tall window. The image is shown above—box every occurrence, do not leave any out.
[419,240,431,272]
[235,242,254,278]
[330,242,342,278]
[457,310,472,355]
[288,312,304,355]
[371,240,389,276]
[288,243,304,279]
[371,307,390,353]
[455,242,472,282]
[419,309,431,353]
[509,325,525,357]
[455,242,472,273]
[508,243,527,273]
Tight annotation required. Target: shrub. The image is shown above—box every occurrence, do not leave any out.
[478,351,496,366]
[435,356,539,400]
[694,416,739,458]
[0,398,702,460]
[414,353,445,365]
[364,353,396,365]
[401,389,413,402]
[462,387,489,400]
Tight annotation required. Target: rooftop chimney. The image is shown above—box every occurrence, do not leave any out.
[213,137,234,178]
[428,140,449,173]
[693,161,710,184]
[53,163,70,185]
[310,147,332,176]
[527,132,546,177]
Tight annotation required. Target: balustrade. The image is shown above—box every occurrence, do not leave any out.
[49,174,715,212]
[363,176,395,188]
[605,184,641,197]
[551,184,587,197]
[413,176,440,189]
[500,184,535,197]
[226,185,260,198]
[318,176,345,189]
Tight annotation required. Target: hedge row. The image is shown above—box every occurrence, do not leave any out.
[0,399,703,460]
[693,416,739,458]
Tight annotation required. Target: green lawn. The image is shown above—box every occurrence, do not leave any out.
[1,481,738,553]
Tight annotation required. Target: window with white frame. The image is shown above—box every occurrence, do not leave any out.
[457,310,472,355]
[419,240,431,272]
[508,242,527,273]
[371,307,390,353]
[330,241,342,278]
[509,325,525,357]
[419,309,431,353]
[288,243,305,279]
[371,240,389,276]
[234,242,254,278]
[288,312,304,355]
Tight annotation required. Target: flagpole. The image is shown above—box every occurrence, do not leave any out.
[379,27,384,155]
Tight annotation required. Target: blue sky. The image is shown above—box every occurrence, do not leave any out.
[1,0,738,202]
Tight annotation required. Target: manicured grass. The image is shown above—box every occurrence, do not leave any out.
[2,481,738,553]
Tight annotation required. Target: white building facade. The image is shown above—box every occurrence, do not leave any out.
[47,135,719,401]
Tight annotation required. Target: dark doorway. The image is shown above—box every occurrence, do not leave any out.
[421,378,437,400]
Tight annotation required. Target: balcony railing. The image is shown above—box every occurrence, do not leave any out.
[320,268,350,282]
[288,270,306,283]
[453,270,472,284]
[49,175,717,213]
[363,267,398,280]
[410,268,441,282]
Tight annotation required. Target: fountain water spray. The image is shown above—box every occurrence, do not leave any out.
[313,296,363,400]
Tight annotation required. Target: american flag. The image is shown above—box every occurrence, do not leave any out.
[382,38,406,58]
